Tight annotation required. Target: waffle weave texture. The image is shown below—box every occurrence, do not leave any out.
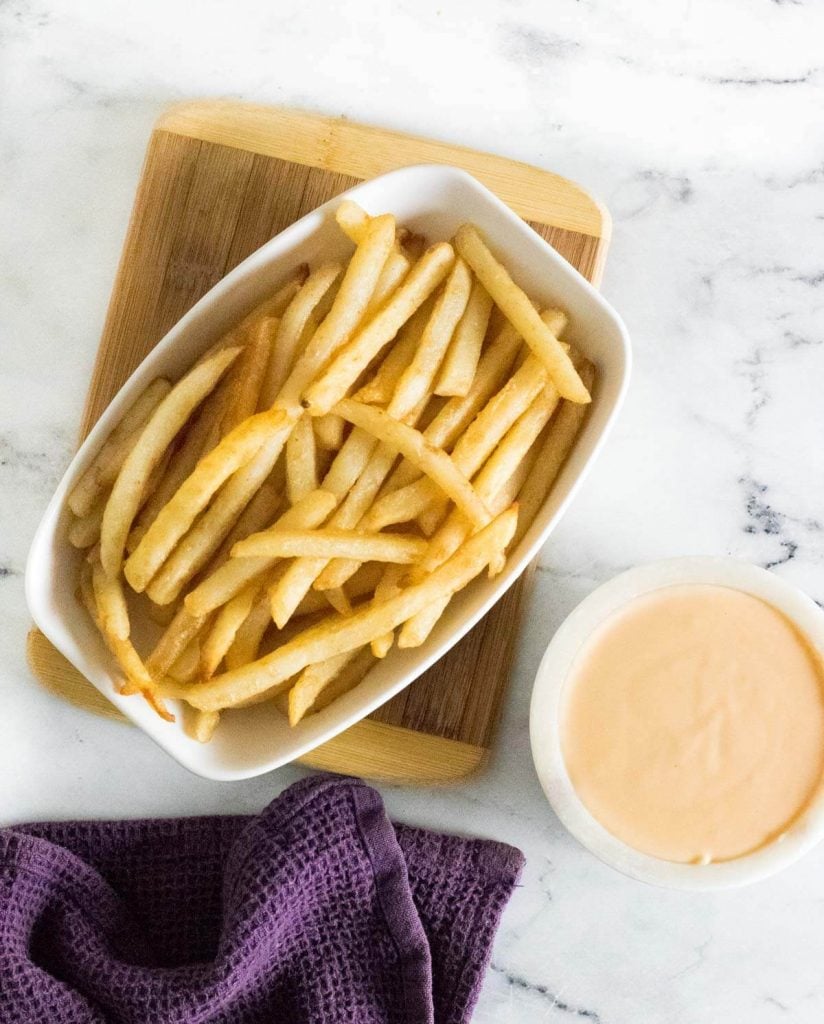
[0,774,523,1023]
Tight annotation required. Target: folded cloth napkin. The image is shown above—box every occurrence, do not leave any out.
[0,774,523,1023]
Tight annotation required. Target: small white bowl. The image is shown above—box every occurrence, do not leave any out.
[27,164,631,781]
[530,557,824,889]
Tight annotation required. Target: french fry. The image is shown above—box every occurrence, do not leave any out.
[387,257,472,418]
[370,564,405,657]
[127,375,234,550]
[435,278,493,397]
[285,413,318,504]
[370,321,523,500]
[335,200,371,243]
[211,475,285,566]
[363,314,565,535]
[266,419,401,627]
[168,639,201,683]
[233,527,427,563]
[144,425,293,605]
[323,586,352,616]
[160,507,517,710]
[82,561,168,716]
[301,243,455,415]
[125,405,290,594]
[354,320,420,405]
[313,414,346,450]
[312,269,471,592]
[331,399,489,527]
[305,647,377,715]
[146,606,210,679]
[293,562,383,619]
[199,582,260,678]
[512,361,595,547]
[184,489,337,616]
[220,315,278,433]
[399,377,565,647]
[287,648,360,726]
[91,561,130,642]
[224,591,274,670]
[226,266,309,342]
[183,706,221,743]
[101,347,242,578]
[260,263,342,407]
[68,498,106,550]
[286,647,377,724]
[276,215,396,405]
[455,225,589,403]
[69,379,172,517]
[365,248,411,318]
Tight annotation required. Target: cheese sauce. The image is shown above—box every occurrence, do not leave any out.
[561,584,824,864]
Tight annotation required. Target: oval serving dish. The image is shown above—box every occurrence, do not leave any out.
[27,164,631,780]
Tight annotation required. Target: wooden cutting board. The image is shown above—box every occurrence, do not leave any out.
[26,101,610,784]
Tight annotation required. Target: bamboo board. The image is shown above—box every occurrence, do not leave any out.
[26,102,610,784]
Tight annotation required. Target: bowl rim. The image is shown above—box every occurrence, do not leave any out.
[27,162,632,780]
[530,556,824,890]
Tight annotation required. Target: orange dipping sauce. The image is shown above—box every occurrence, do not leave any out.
[561,584,824,864]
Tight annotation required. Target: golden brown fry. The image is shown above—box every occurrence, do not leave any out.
[90,561,130,642]
[226,266,309,343]
[365,315,565,535]
[211,475,285,565]
[101,347,242,578]
[365,248,412,318]
[331,398,489,527]
[323,586,352,616]
[144,426,293,605]
[125,405,290,593]
[301,243,455,415]
[159,508,517,711]
[370,564,405,658]
[199,582,260,679]
[260,263,343,407]
[287,647,359,726]
[400,378,564,647]
[276,214,397,405]
[285,414,318,504]
[354,322,420,405]
[220,315,278,434]
[184,489,336,616]
[182,706,221,743]
[68,499,106,550]
[334,200,371,243]
[387,257,472,419]
[233,527,427,563]
[455,225,589,403]
[128,374,234,551]
[146,606,210,679]
[168,639,201,682]
[312,414,346,450]
[224,590,275,670]
[69,379,172,517]
[435,278,493,397]
[512,361,595,547]
[371,321,523,500]
[82,561,168,716]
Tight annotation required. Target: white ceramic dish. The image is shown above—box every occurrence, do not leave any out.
[530,557,824,889]
[27,164,630,781]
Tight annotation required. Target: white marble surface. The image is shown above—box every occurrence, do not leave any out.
[4,0,824,1019]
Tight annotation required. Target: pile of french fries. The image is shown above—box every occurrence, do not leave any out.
[67,201,595,742]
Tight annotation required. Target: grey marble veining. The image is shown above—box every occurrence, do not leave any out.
[3,1,824,1020]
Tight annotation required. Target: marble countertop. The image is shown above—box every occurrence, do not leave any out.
[4,0,824,1019]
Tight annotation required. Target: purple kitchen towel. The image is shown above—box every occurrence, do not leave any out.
[0,774,523,1023]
